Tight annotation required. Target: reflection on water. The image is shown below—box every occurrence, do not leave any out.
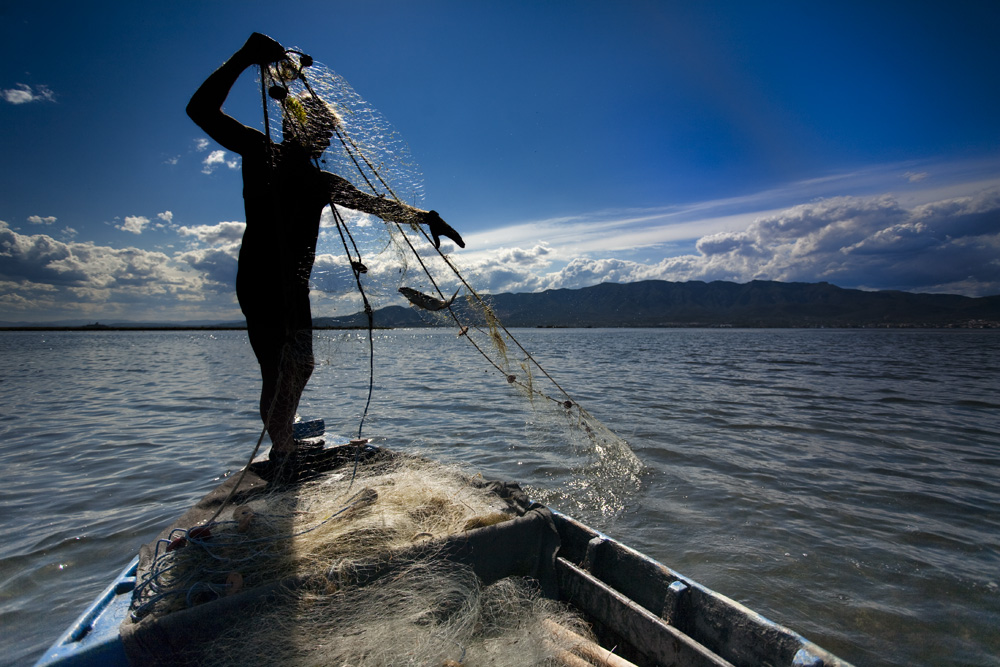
[1,328,998,666]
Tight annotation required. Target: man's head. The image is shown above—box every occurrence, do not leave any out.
[282,94,340,156]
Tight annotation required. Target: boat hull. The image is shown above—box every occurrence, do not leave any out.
[36,423,853,666]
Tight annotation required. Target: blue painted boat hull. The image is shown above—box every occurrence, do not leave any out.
[34,558,136,667]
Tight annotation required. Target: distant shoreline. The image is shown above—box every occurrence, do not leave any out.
[2,323,997,332]
[0,326,246,332]
[0,325,385,332]
[3,280,999,331]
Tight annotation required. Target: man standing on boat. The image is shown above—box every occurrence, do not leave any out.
[187,33,463,476]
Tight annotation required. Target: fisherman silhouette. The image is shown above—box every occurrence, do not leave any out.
[187,33,463,478]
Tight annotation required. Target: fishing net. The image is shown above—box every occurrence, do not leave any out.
[123,43,647,665]
[255,50,643,514]
[123,451,602,665]
[202,566,595,667]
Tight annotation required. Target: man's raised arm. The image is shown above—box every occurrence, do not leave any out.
[186,33,286,154]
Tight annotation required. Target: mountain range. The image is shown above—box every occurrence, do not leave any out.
[5,280,999,330]
[317,280,1000,329]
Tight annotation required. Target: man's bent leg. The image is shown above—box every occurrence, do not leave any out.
[246,319,297,455]
[271,325,313,453]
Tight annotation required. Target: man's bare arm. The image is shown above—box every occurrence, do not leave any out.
[186,33,286,155]
[326,173,465,249]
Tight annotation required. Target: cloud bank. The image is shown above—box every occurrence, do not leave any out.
[1,183,998,322]
[0,220,237,321]
[458,188,1000,297]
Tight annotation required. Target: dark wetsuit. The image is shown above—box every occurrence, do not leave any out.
[236,138,330,450]
[187,33,463,455]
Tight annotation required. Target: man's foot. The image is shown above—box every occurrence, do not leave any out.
[255,440,332,485]
[254,448,298,485]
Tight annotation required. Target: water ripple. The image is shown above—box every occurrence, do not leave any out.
[1,329,999,666]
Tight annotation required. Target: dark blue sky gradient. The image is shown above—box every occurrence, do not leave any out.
[1,1,998,320]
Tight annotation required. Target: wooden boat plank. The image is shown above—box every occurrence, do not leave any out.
[556,555,735,667]
[552,511,853,667]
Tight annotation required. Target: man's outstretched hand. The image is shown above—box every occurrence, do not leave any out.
[423,210,465,249]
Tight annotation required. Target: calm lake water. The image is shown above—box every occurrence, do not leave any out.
[1,328,998,666]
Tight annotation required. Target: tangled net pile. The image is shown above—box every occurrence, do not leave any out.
[130,455,602,665]
[206,562,590,667]
[205,562,596,666]
[131,457,513,621]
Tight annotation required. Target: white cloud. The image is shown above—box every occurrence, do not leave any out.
[173,222,247,290]
[1,220,172,289]
[178,221,246,246]
[4,159,999,323]
[2,83,54,104]
[463,159,1000,269]
[119,215,150,234]
[676,192,993,294]
[0,220,239,321]
[27,215,56,225]
[195,138,210,151]
[201,149,239,174]
[175,245,240,289]
[448,243,557,294]
[448,187,1000,297]
[202,150,225,173]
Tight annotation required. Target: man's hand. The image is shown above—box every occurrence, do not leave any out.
[241,32,286,65]
[423,210,465,249]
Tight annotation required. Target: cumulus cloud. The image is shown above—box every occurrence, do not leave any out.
[0,220,238,321]
[4,173,999,323]
[175,245,240,288]
[178,221,246,246]
[173,222,247,290]
[195,138,210,151]
[28,215,56,225]
[309,252,365,298]
[118,215,150,234]
[695,191,999,290]
[448,187,1000,297]
[508,189,1000,296]
[452,243,557,293]
[202,150,239,174]
[496,243,553,266]
[2,83,55,104]
[2,220,171,289]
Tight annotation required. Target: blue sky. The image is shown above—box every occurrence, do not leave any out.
[1,0,998,323]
